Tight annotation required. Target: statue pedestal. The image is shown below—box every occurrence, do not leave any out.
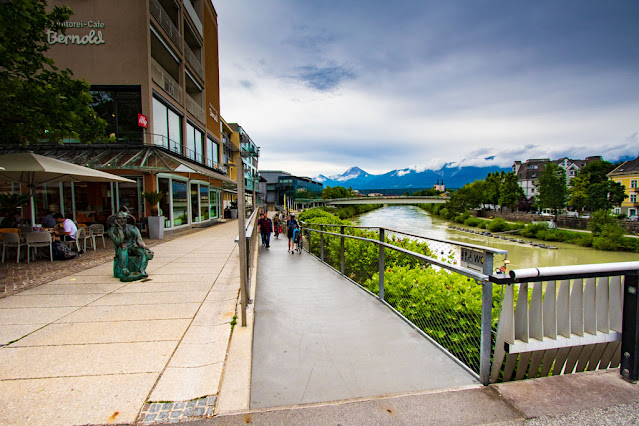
[148,216,165,239]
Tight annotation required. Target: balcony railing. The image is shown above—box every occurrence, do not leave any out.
[150,0,183,52]
[184,43,204,80]
[186,93,205,123]
[151,59,183,105]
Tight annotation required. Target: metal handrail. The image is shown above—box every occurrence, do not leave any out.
[309,222,508,256]
[304,226,489,281]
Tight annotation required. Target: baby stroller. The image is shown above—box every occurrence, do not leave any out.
[294,228,303,254]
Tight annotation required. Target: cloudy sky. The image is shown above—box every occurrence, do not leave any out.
[214,0,639,178]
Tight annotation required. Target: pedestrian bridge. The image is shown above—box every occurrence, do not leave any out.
[317,195,448,206]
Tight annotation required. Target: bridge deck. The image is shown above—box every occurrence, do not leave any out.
[251,234,479,409]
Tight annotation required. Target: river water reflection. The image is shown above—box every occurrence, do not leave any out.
[351,205,638,270]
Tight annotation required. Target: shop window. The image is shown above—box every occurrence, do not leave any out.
[190,183,199,222]
[158,178,171,227]
[200,185,209,220]
[172,180,188,226]
[117,178,142,220]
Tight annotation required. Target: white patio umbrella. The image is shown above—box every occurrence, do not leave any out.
[0,152,135,226]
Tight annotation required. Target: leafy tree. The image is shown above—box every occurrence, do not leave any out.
[413,188,442,196]
[588,209,617,235]
[498,172,524,211]
[321,186,353,199]
[535,163,568,220]
[0,0,107,145]
[447,180,484,213]
[586,180,627,211]
[577,161,615,185]
[568,175,589,212]
[483,171,503,206]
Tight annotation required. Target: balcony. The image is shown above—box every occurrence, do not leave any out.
[151,58,183,105]
[184,43,204,80]
[186,93,205,123]
[150,0,182,52]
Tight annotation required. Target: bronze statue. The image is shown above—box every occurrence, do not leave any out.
[107,207,153,282]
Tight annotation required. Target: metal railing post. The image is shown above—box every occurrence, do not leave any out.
[307,227,312,254]
[621,273,639,383]
[320,224,325,262]
[480,251,494,385]
[379,228,385,301]
[340,225,345,275]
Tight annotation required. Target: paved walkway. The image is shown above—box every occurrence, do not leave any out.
[0,220,241,425]
[251,232,479,409]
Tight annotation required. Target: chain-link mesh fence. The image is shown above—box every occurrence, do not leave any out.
[302,223,506,375]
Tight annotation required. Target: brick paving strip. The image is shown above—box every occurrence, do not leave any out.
[138,396,217,424]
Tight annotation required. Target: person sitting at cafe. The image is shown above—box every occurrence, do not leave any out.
[1,210,22,228]
[52,212,77,240]
[40,210,56,228]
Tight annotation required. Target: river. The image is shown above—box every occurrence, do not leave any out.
[350,205,638,270]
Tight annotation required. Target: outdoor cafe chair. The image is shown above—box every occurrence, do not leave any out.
[1,231,26,263]
[19,225,34,235]
[67,227,92,252]
[89,223,105,248]
[26,232,53,263]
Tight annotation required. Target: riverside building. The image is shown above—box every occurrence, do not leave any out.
[1,0,250,231]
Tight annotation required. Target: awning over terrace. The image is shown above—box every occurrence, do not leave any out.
[0,145,237,189]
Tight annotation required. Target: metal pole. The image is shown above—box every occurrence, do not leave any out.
[621,273,639,383]
[379,228,385,301]
[340,225,345,275]
[480,251,494,385]
[320,224,324,262]
[237,157,248,327]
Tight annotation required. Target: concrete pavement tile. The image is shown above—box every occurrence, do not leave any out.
[128,274,210,283]
[56,303,200,322]
[0,373,158,425]
[113,281,214,293]
[0,324,46,346]
[494,369,639,419]
[0,294,103,308]
[180,324,231,345]
[0,341,176,379]
[0,306,79,324]
[69,264,114,275]
[210,284,240,293]
[205,290,239,302]
[149,363,223,402]
[192,300,237,326]
[90,290,208,305]
[152,267,222,275]
[12,319,190,346]
[17,283,124,295]
[46,275,122,284]
[168,341,228,368]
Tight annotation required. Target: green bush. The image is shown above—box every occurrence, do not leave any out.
[593,224,625,250]
[478,221,487,229]
[487,218,509,232]
[464,217,481,227]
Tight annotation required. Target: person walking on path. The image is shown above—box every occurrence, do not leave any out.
[287,213,299,253]
[258,212,273,248]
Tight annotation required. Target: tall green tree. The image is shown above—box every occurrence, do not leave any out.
[535,163,568,220]
[0,0,107,145]
[568,174,589,211]
[483,171,502,206]
[498,172,524,211]
[322,186,353,199]
[586,180,627,211]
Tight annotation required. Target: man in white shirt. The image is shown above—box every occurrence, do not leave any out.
[53,213,78,239]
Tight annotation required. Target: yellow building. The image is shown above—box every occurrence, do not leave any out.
[608,157,639,217]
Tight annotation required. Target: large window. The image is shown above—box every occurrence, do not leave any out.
[172,180,188,226]
[153,97,183,153]
[90,86,143,143]
[186,122,204,162]
[207,137,219,169]
[200,185,209,220]
[158,177,171,227]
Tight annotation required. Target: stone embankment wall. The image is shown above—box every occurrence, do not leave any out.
[474,210,639,235]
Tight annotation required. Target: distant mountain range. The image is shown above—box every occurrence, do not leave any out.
[315,164,510,190]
